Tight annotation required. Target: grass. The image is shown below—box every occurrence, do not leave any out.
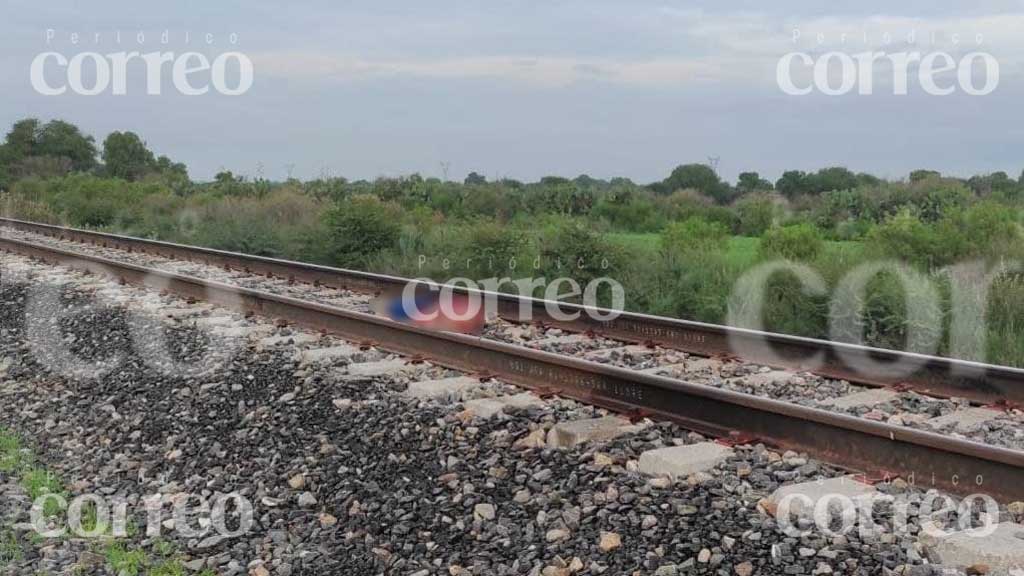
[607,232,863,269]
[0,530,22,565]
[0,430,204,575]
[21,468,65,517]
[102,540,215,576]
[0,429,31,473]
[0,431,28,568]
[104,542,147,576]
[0,431,64,516]
[151,537,175,558]
[101,539,217,576]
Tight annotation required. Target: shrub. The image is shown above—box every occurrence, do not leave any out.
[987,273,1024,366]
[0,194,60,224]
[323,195,401,268]
[866,211,942,268]
[829,267,944,352]
[465,220,528,278]
[661,217,729,258]
[633,250,735,323]
[832,218,872,241]
[760,223,824,261]
[538,219,625,304]
[50,175,136,228]
[758,269,829,338]
[734,194,779,236]
[949,201,1022,258]
[658,189,739,231]
[591,192,664,232]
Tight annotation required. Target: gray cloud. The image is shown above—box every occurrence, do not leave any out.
[1,1,1021,182]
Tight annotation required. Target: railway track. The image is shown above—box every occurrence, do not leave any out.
[2,216,1022,407]
[1,219,1022,505]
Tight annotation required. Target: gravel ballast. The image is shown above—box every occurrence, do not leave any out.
[0,252,1019,575]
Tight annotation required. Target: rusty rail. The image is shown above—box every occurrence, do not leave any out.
[2,235,1023,502]
[2,216,1022,406]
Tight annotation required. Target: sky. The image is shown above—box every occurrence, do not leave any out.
[2,1,1023,183]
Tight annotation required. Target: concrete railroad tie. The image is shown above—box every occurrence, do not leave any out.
[637,443,734,479]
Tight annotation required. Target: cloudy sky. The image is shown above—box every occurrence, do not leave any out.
[3,1,1022,182]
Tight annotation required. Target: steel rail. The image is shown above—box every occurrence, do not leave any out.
[2,235,1023,501]
[2,216,1022,405]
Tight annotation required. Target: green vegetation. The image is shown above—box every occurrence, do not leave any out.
[760,223,824,262]
[0,529,21,566]
[3,117,1024,365]
[104,542,148,575]
[0,428,204,574]
[20,469,65,517]
[662,217,730,256]
[0,430,29,473]
[102,541,210,576]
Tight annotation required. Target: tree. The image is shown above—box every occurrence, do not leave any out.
[102,131,155,181]
[4,118,40,160]
[655,164,730,203]
[775,170,808,199]
[910,169,941,183]
[0,118,96,181]
[34,120,97,172]
[737,171,773,192]
[967,171,1016,196]
[776,167,857,198]
[855,172,881,187]
[154,155,187,178]
[464,172,487,185]
[809,166,858,194]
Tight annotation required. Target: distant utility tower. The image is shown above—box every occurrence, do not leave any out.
[707,155,720,175]
[439,161,451,181]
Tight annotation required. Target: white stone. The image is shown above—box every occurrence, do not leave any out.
[404,377,482,402]
[637,442,733,479]
[296,345,360,365]
[546,416,642,449]
[768,476,877,517]
[463,393,544,418]
[583,345,655,361]
[347,359,422,377]
[513,428,547,450]
[529,334,589,347]
[640,363,688,376]
[473,503,496,521]
[212,325,268,338]
[256,333,319,350]
[746,370,799,387]
[925,521,1024,574]
[926,407,1001,432]
[192,316,236,328]
[818,388,899,410]
[683,358,722,374]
